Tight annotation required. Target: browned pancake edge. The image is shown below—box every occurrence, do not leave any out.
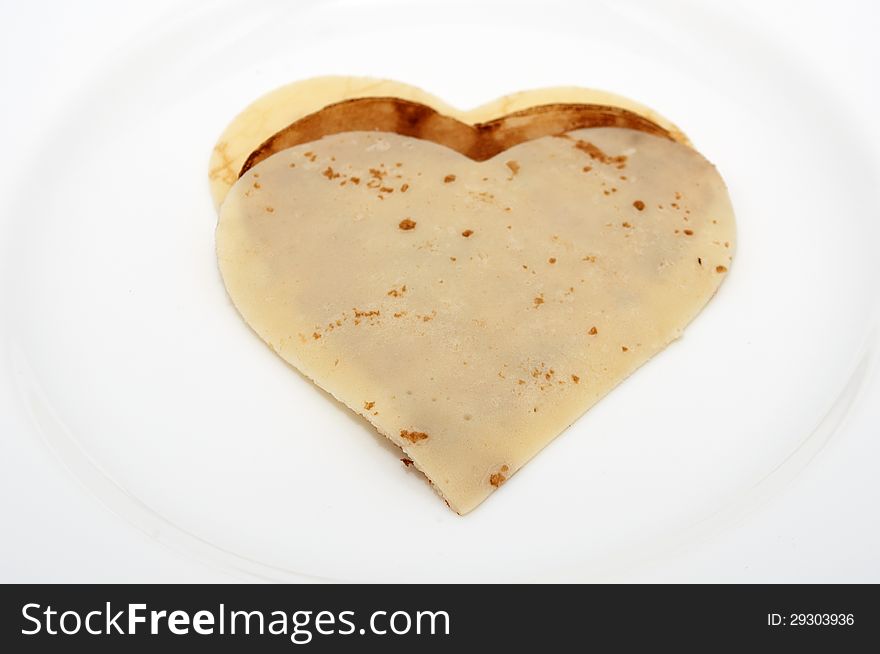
[239,97,680,178]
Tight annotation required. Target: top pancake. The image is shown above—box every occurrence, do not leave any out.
[216,127,735,514]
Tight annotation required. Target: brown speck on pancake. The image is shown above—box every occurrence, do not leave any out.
[489,465,509,488]
[399,218,416,230]
[572,140,628,167]
[400,429,429,443]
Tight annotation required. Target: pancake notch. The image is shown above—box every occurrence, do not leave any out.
[216,127,736,514]
[208,76,689,208]
[240,97,675,176]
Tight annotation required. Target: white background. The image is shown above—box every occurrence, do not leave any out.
[0,0,878,582]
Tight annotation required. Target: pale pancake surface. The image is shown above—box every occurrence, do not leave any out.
[216,128,735,514]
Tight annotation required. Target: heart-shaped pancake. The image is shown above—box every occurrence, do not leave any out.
[216,123,735,514]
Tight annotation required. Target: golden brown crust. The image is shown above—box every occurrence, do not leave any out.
[239,97,676,177]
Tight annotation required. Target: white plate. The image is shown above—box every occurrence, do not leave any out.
[2,0,878,582]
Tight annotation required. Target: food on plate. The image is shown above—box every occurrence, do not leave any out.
[212,80,735,514]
